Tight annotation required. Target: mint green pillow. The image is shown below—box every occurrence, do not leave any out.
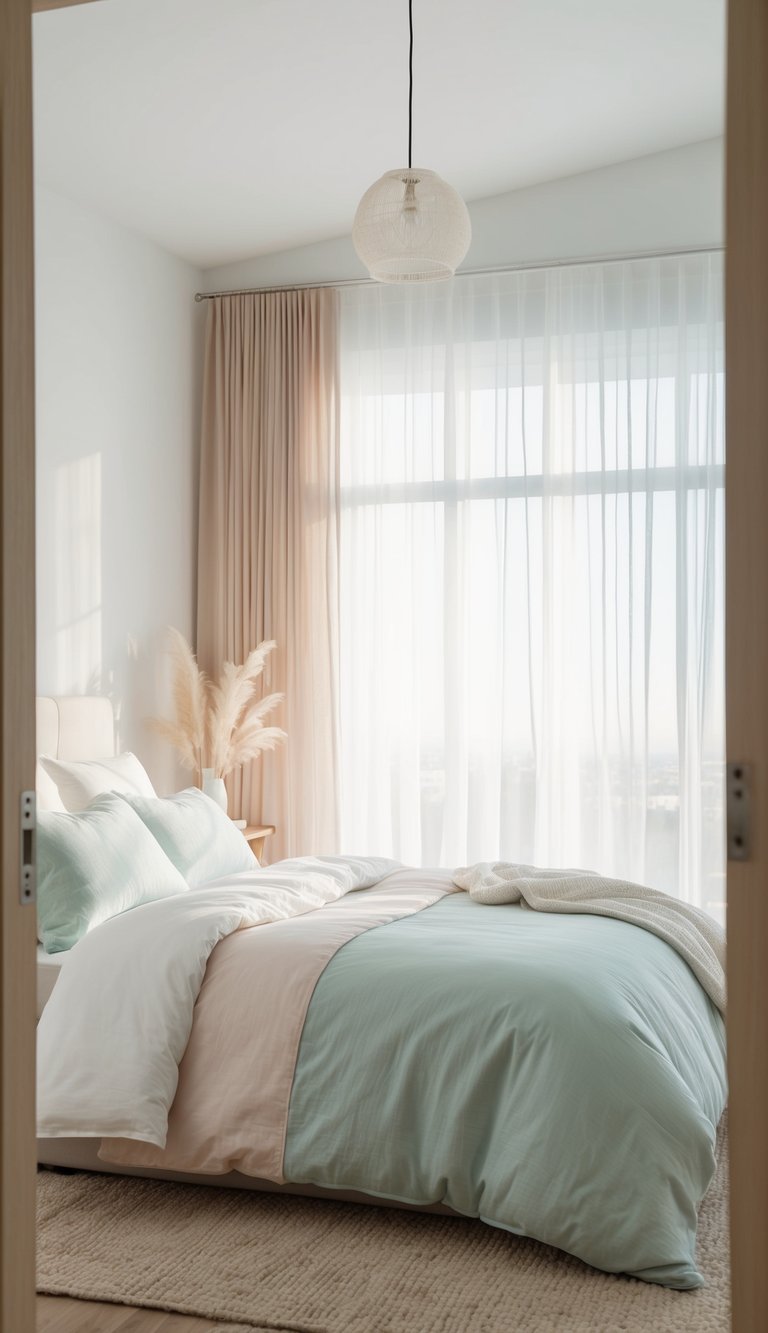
[37,794,189,953]
[116,788,258,888]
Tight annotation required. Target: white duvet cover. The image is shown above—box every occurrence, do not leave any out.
[36,944,67,1020]
[37,856,398,1143]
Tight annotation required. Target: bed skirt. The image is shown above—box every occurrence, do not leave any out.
[37,1137,459,1214]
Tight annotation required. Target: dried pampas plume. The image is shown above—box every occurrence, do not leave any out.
[150,629,286,784]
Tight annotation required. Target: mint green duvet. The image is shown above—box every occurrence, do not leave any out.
[284,891,726,1288]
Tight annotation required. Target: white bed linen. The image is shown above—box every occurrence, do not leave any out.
[37,944,67,1021]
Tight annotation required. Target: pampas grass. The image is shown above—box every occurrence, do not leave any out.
[151,630,286,784]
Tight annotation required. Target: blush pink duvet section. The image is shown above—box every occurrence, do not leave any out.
[100,870,454,1179]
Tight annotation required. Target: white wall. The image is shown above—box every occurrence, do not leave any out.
[35,185,204,792]
[202,138,724,293]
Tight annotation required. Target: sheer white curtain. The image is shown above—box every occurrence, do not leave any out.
[339,254,725,918]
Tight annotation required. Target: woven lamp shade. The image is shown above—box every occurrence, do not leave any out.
[353,168,471,282]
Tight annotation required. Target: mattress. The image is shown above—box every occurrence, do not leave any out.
[37,943,66,1020]
[36,1135,459,1215]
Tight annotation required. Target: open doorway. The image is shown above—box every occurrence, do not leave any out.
[3,2,762,1333]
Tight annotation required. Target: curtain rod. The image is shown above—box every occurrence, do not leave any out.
[194,245,723,302]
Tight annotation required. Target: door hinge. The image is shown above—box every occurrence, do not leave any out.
[726,762,751,862]
[20,789,36,904]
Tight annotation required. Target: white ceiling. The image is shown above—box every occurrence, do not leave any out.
[32,0,725,270]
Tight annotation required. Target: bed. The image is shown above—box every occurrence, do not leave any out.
[35,697,727,1291]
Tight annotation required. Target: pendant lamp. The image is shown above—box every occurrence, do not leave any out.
[352,0,471,283]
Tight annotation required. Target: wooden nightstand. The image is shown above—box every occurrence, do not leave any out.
[242,824,275,863]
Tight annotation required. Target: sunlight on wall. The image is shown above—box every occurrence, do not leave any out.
[54,452,102,694]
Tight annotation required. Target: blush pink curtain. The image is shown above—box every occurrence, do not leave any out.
[197,290,340,860]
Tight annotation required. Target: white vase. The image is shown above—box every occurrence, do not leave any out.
[201,768,228,814]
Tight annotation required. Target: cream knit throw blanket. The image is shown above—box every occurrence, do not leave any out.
[453,863,726,1014]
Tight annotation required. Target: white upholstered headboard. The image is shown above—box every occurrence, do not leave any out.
[36,696,116,810]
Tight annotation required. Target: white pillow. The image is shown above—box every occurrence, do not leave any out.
[36,760,66,813]
[39,752,157,812]
[117,787,258,888]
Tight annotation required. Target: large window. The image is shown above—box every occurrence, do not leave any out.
[339,255,724,919]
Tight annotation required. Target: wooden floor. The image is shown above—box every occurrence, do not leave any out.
[38,1295,224,1331]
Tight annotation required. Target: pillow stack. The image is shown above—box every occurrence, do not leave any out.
[37,794,189,953]
[37,755,260,954]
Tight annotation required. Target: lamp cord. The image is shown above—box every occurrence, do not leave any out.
[408,0,413,169]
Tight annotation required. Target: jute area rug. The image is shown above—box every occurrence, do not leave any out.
[37,1126,729,1333]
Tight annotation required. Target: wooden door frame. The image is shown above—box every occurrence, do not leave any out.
[0,1,37,1330]
[32,1,105,12]
[726,1,768,1330]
